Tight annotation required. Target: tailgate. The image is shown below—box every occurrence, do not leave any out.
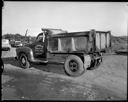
[95,31,111,51]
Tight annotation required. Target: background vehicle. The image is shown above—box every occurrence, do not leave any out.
[10,39,15,47]
[14,41,23,47]
[15,28,111,77]
[2,39,11,51]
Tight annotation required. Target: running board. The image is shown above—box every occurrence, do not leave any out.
[15,56,64,65]
[48,61,64,65]
[31,59,64,65]
[30,59,48,63]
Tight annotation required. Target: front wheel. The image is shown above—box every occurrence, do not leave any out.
[19,53,30,69]
[64,55,85,77]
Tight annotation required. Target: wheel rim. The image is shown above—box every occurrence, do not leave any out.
[69,60,79,72]
[21,56,26,66]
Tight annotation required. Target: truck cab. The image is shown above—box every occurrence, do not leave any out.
[15,28,111,77]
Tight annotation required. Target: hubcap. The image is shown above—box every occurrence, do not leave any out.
[21,57,26,65]
[69,60,78,72]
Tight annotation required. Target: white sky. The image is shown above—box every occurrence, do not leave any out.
[2,2,128,36]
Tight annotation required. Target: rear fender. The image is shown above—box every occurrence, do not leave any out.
[83,54,91,69]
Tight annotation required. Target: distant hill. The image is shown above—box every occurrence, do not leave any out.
[111,35,127,52]
[2,33,36,43]
[111,35,127,44]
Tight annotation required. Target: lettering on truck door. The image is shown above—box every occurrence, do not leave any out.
[33,33,47,59]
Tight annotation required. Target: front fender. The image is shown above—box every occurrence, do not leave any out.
[16,46,34,61]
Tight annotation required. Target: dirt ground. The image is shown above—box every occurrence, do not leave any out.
[1,48,127,100]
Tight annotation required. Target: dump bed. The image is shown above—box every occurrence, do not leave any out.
[46,29,111,54]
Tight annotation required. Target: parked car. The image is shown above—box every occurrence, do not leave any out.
[2,39,11,51]
[10,39,16,47]
[14,41,23,47]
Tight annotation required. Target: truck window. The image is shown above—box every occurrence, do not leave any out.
[36,33,46,42]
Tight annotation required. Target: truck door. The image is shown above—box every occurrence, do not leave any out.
[33,33,47,60]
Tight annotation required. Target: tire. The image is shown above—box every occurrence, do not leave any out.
[64,55,85,77]
[19,53,30,69]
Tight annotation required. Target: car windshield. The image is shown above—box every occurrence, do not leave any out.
[15,41,21,44]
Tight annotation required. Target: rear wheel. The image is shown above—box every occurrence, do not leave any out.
[19,53,30,69]
[64,55,85,77]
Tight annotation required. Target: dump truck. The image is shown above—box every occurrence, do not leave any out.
[15,28,111,76]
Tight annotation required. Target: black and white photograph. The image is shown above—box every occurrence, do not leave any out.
[1,1,127,100]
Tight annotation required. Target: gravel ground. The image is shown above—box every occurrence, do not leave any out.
[1,48,127,100]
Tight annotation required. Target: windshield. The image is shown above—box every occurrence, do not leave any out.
[36,33,46,42]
